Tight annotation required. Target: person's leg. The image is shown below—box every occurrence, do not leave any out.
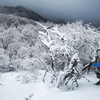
[94,71,100,85]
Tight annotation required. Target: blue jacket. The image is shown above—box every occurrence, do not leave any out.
[92,63,100,70]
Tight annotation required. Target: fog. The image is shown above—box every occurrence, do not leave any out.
[0,0,100,26]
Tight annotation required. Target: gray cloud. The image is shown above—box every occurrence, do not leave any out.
[0,0,100,26]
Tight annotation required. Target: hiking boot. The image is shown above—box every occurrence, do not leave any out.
[93,80,100,85]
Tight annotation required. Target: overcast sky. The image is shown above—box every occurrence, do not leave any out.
[0,0,100,26]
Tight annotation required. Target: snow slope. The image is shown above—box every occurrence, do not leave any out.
[0,72,37,100]
[33,72,100,100]
[0,72,100,100]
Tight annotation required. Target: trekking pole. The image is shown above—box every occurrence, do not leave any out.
[80,74,93,83]
[75,68,93,83]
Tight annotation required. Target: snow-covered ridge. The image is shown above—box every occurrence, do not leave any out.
[0,6,47,22]
[0,13,37,26]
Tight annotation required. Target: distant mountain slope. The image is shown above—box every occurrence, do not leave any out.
[0,13,37,27]
[0,6,47,22]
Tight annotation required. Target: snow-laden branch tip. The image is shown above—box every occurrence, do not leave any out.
[35,21,48,31]
[38,31,47,36]
[50,25,65,38]
[71,53,79,61]
[32,53,48,70]
[60,45,71,55]
[39,35,54,48]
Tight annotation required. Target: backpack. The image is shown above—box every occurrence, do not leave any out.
[92,63,100,71]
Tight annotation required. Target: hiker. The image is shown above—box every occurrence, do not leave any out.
[92,62,100,85]
[91,49,100,85]
[82,49,100,85]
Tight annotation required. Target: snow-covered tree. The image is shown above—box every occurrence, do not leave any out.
[0,14,100,89]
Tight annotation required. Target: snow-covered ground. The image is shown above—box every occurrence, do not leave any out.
[0,71,100,100]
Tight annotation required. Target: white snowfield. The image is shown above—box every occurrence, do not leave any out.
[0,71,100,100]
